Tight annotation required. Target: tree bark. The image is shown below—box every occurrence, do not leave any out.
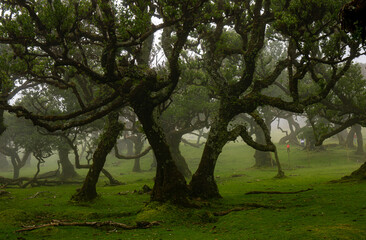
[71,112,123,202]
[150,153,157,170]
[58,146,79,180]
[167,133,192,178]
[101,168,122,185]
[134,107,189,204]
[67,133,120,185]
[189,118,229,199]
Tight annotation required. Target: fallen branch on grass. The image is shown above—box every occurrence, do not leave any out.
[0,177,83,188]
[0,177,31,187]
[214,203,286,216]
[245,188,313,195]
[16,220,161,232]
[22,180,83,188]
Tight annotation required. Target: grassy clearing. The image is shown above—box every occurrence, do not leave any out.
[1,141,366,240]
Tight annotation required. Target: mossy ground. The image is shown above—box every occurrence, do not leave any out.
[1,141,366,239]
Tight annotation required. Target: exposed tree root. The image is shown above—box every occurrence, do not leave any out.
[245,188,313,195]
[16,220,161,232]
[214,203,285,216]
[0,176,82,188]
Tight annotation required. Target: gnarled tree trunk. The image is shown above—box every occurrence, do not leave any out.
[189,118,229,199]
[278,116,301,146]
[71,112,123,202]
[134,106,189,204]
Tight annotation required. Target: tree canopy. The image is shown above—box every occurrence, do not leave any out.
[0,0,365,204]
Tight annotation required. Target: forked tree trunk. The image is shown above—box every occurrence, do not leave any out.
[58,146,79,180]
[134,107,189,204]
[189,119,229,199]
[71,112,123,202]
[10,151,31,179]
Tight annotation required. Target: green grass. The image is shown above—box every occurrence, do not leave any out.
[1,141,366,239]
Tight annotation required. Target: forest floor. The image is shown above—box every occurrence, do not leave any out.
[0,141,366,240]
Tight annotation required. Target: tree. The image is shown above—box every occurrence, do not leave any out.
[113,109,152,172]
[189,0,362,199]
[277,114,302,146]
[251,107,279,168]
[0,0,208,204]
[160,77,213,177]
[1,0,364,204]
[308,63,366,179]
[311,64,366,149]
[72,111,123,201]
[0,113,52,179]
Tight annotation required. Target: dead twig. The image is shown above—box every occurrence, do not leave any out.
[16,220,161,232]
[28,191,50,199]
[245,188,313,195]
